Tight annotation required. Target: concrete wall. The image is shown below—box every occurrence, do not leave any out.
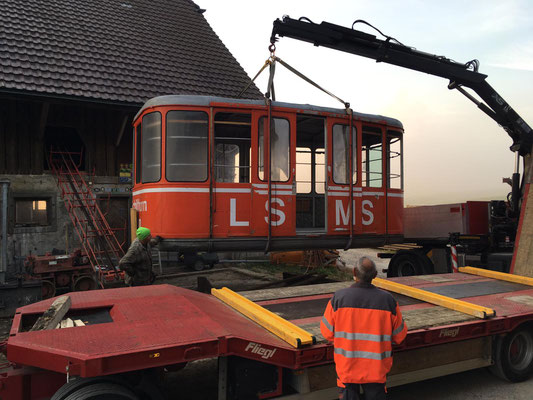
[0,174,76,278]
[0,174,132,280]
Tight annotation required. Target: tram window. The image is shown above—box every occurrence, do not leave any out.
[362,127,383,188]
[215,112,251,183]
[332,124,357,184]
[258,117,290,182]
[135,125,141,184]
[166,111,208,182]
[315,148,325,194]
[141,112,162,183]
[296,147,311,193]
[387,131,403,189]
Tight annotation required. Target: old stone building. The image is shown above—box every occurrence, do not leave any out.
[0,0,262,283]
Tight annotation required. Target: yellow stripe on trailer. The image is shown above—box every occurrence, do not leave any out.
[373,277,496,319]
[211,287,315,348]
[459,266,533,286]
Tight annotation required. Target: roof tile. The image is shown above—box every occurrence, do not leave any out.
[0,0,263,104]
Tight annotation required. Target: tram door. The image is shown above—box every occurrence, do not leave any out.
[361,126,385,234]
[251,111,295,237]
[211,110,253,237]
[295,115,326,232]
[326,118,361,236]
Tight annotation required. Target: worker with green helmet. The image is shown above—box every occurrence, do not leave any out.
[119,227,162,286]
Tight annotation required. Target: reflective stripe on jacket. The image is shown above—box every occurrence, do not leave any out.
[320,281,407,385]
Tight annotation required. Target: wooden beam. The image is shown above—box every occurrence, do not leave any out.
[0,99,6,173]
[212,287,315,348]
[130,208,138,243]
[30,295,71,331]
[38,102,50,139]
[373,277,495,319]
[460,266,533,286]
[115,114,129,147]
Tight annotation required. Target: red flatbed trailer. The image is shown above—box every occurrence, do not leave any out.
[2,271,533,400]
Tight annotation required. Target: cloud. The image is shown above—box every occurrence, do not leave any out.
[486,41,533,72]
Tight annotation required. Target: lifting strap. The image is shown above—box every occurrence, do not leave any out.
[239,46,357,251]
[238,44,351,109]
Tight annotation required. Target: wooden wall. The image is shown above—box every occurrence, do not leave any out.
[0,96,135,176]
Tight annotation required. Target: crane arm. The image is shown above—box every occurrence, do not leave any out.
[271,16,532,155]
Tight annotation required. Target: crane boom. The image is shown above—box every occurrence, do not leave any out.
[271,16,533,155]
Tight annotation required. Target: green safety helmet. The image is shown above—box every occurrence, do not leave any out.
[136,227,151,241]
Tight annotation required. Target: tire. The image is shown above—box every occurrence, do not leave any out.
[73,275,97,292]
[62,382,139,400]
[193,259,205,271]
[42,280,56,299]
[491,327,533,382]
[387,252,424,277]
[51,378,127,400]
[50,377,133,400]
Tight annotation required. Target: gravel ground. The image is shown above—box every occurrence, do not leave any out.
[337,248,389,277]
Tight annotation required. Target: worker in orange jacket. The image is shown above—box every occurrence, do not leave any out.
[321,257,407,400]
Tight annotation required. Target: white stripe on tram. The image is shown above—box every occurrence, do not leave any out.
[214,188,251,193]
[132,188,210,196]
[254,190,293,195]
[252,183,292,189]
[132,187,253,196]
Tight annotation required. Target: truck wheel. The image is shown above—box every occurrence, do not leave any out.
[62,382,139,400]
[42,280,56,299]
[491,327,533,382]
[73,275,97,292]
[193,259,205,271]
[51,378,123,400]
[387,252,423,277]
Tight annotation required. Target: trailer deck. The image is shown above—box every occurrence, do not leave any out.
[3,271,533,398]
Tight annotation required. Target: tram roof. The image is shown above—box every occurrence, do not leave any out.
[135,95,403,130]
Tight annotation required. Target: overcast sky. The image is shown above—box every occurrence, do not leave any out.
[198,0,533,205]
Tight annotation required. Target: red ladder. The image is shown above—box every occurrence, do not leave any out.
[49,149,125,287]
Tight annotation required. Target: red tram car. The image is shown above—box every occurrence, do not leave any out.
[132,95,404,252]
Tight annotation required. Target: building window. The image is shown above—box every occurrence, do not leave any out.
[214,112,251,183]
[258,117,290,182]
[166,110,208,182]
[15,198,50,227]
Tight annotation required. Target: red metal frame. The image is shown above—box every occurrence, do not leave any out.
[49,149,125,287]
[4,272,533,399]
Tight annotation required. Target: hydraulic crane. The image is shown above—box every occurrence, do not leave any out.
[270,16,532,156]
[270,16,533,276]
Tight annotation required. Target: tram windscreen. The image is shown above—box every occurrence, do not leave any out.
[332,124,357,184]
[166,111,208,182]
[258,117,290,181]
[141,112,162,183]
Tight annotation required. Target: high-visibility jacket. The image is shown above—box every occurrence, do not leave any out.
[320,281,407,385]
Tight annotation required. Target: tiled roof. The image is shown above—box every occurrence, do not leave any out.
[0,0,263,104]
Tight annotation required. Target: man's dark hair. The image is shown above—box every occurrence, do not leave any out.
[354,257,378,283]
